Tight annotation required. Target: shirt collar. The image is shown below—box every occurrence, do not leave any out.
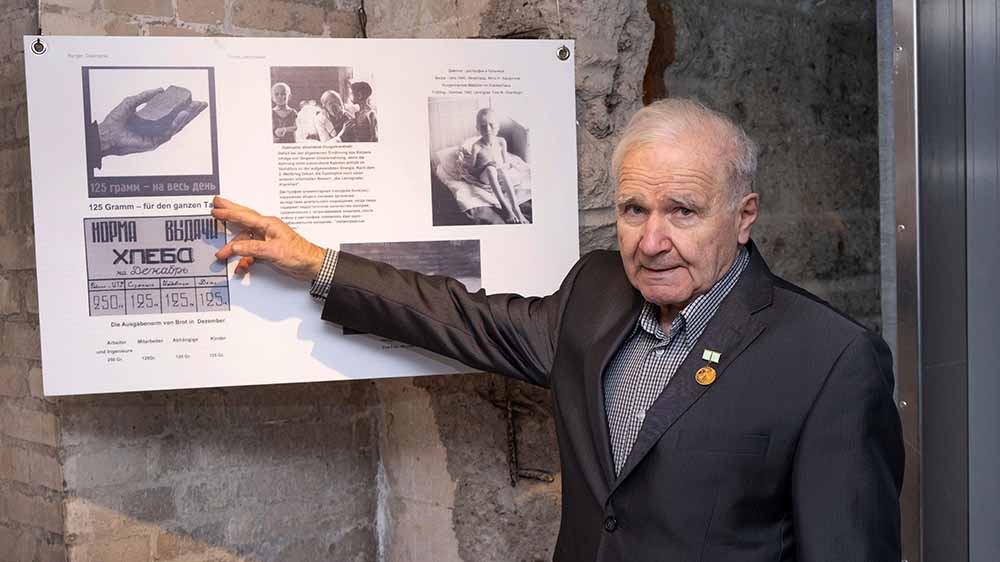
[633,245,751,344]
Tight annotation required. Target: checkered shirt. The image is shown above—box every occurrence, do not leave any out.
[309,248,339,300]
[603,246,750,475]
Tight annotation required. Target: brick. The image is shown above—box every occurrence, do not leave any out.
[105,0,173,18]
[0,525,37,561]
[0,402,57,445]
[580,222,617,253]
[24,272,38,314]
[122,486,175,522]
[36,541,68,562]
[232,0,326,35]
[326,8,361,37]
[0,272,19,314]
[146,25,212,37]
[2,321,41,360]
[5,13,39,54]
[28,364,45,398]
[177,0,225,25]
[0,357,29,397]
[105,16,142,36]
[0,230,36,270]
[60,402,167,447]
[0,488,63,532]
[69,535,151,562]
[0,443,62,489]
[0,0,35,12]
[64,497,132,537]
[13,103,28,140]
[154,531,207,559]
[0,145,31,192]
[39,11,140,37]
[63,446,147,489]
[41,0,94,11]
[0,105,21,144]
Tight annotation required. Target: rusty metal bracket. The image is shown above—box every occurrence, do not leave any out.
[501,380,555,487]
[357,1,368,38]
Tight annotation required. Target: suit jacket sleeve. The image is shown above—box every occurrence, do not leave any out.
[320,251,591,387]
[792,330,905,561]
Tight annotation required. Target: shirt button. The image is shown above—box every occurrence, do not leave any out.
[604,516,618,532]
[634,410,645,421]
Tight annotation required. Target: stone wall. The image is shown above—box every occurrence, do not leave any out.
[663,0,882,330]
[0,0,882,560]
[0,3,68,562]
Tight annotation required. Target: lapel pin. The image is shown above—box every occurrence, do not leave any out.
[696,349,721,385]
[695,366,717,386]
[701,349,721,363]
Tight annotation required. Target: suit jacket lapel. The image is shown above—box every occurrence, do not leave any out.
[608,243,774,494]
[582,272,643,493]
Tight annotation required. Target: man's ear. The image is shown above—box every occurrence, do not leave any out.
[736,192,759,245]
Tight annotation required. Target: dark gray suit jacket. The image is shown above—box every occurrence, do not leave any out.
[322,243,904,562]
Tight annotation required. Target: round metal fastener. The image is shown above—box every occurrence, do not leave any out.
[557,45,571,61]
[30,39,47,56]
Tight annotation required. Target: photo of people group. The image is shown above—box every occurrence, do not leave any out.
[428,96,532,226]
[269,66,378,144]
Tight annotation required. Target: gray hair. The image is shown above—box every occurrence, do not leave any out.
[611,98,758,207]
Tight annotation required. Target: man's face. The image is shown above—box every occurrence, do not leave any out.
[616,139,757,314]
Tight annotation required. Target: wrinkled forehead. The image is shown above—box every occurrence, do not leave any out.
[617,136,726,185]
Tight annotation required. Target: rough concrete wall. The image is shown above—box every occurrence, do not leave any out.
[58,383,380,562]
[0,3,69,562]
[663,0,882,331]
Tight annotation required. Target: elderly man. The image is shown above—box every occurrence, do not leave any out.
[213,99,903,561]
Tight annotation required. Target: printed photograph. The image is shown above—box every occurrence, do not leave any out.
[428,96,532,226]
[82,66,219,197]
[269,67,378,144]
[337,239,481,335]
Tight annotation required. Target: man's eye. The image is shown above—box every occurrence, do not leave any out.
[677,207,695,217]
[623,204,646,216]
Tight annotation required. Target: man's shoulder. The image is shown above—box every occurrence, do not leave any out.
[560,249,632,295]
[766,273,875,342]
[574,249,625,276]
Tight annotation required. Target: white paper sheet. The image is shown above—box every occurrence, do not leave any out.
[24,36,580,396]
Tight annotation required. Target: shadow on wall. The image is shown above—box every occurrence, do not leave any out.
[54,372,562,562]
[58,381,381,561]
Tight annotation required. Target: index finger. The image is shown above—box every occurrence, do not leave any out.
[212,196,260,214]
[211,206,270,232]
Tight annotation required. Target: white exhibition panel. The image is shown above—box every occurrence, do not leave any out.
[24,36,579,395]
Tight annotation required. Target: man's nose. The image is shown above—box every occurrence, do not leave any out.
[638,214,673,256]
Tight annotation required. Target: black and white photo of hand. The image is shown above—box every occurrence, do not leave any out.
[96,87,207,158]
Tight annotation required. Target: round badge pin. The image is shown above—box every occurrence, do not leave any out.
[695,366,717,386]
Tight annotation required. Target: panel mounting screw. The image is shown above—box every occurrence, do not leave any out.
[557,45,570,61]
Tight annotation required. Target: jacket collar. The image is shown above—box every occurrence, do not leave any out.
[583,241,775,497]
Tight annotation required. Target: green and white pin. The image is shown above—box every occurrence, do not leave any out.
[695,349,721,386]
[701,349,721,364]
